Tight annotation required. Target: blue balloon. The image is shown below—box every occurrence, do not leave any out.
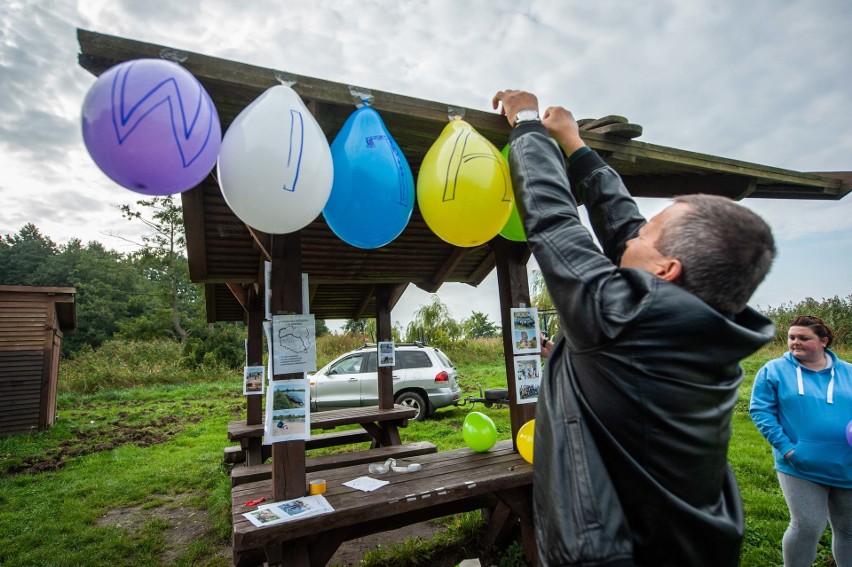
[324,107,414,248]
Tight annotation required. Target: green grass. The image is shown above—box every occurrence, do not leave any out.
[0,371,240,567]
[0,339,848,566]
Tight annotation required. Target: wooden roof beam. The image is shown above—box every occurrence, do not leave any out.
[623,174,757,200]
[416,247,473,293]
[180,186,208,282]
[226,283,248,313]
[354,285,376,320]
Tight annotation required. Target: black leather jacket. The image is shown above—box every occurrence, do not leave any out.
[508,123,774,566]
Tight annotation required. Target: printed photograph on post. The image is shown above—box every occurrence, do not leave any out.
[243,365,265,396]
[264,379,310,442]
[510,307,540,355]
[513,355,541,404]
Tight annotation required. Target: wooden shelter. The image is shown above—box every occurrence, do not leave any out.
[77,29,851,565]
[0,285,76,437]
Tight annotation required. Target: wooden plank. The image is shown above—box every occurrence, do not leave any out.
[231,441,438,486]
[491,238,537,444]
[270,233,307,501]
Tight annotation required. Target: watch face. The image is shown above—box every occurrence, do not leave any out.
[515,109,539,124]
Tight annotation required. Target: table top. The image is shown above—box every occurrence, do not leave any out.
[232,439,532,548]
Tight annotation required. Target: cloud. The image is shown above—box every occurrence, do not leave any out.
[2,0,850,324]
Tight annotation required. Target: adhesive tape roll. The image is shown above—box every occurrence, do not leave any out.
[309,479,327,495]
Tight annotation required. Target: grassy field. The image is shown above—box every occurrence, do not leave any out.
[0,338,846,566]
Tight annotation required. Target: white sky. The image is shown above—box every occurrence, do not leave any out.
[1,0,850,332]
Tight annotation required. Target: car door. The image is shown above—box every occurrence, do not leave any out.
[359,351,403,406]
[314,353,366,410]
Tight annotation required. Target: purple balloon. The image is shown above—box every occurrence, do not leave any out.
[847,420,852,447]
[81,59,221,195]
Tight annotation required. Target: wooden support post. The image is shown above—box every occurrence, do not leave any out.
[245,287,264,465]
[375,284,394,410]
[491,237,536,445]
[270,233,307,502]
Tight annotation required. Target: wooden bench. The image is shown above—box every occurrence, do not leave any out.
[228,405,417,455]
[231,441,438,486]
[231,440,535,566]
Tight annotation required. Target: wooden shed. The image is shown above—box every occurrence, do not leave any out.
[0,285,76,437]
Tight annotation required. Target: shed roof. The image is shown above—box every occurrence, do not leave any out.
[77,29,851,323]
[0,285,77,331]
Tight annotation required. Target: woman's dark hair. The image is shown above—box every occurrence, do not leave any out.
[790,315,834,348]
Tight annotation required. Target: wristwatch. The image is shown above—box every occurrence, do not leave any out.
[513,108,541,126]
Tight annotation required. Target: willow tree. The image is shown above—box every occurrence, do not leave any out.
[405,296,461,348]
[531,269,560,338]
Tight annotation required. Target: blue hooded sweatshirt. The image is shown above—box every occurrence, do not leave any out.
[750,349,852,488]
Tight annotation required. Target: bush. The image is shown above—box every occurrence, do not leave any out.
[758,295,852,347]
[181,322,246,369]
[60,339,233,394]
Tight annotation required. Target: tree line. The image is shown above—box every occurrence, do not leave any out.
[0,198,503,367]
[3,198,847,369]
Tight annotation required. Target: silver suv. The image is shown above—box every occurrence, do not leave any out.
[309,343,461,421]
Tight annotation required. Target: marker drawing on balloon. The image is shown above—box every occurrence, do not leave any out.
[365,135,409,206]
[110,61,214,168]
[441,131,510,202]
[282,109,305,192]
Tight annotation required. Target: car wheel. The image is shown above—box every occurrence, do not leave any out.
[395,391,428,421]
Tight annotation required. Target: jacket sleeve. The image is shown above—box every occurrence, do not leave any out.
[749,364,796,456]
[508,126,652,349]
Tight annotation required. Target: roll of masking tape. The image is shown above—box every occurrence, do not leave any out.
[309,479,327,495]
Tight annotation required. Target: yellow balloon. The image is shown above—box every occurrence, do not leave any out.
[416,119,513,247]
[517,419,534,463]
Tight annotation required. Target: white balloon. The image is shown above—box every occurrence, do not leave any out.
[217,85,333,234]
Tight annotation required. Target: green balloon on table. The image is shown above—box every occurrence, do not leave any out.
[462,411,498,452]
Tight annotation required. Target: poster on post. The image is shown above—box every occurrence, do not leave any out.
[243,365,265,396]
[271,314,316,375]
[513,355,541,404]
[510,307,540,354]
[378,341,395,367]
[263,378,310,442]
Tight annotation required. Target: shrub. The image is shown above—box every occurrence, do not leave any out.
[60,339,214,393]
[758,295,852,347]
[181,322,246,369]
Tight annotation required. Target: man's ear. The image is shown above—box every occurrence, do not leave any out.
[656,258,682,283]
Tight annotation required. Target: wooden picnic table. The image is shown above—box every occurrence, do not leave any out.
[228,404,417,451]
[231,439,535,566]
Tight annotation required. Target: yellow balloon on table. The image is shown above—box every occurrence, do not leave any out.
[416,118,513,247]
[516,419,534,464]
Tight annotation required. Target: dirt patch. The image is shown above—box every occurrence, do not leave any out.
[7,412,204,475]
[97,493,216,564]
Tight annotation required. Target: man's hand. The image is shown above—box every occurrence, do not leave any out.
[540,332,554,359]
[492,90,540,126]
[542,106,586,155]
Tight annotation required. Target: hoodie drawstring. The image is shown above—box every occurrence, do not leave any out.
[796,365,835,404]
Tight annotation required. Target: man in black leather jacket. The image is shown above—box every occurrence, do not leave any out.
[493,90,776,566]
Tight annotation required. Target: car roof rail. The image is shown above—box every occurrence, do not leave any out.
[356,341,431,349]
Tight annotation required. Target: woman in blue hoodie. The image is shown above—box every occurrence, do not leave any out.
[750,315,852,566]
